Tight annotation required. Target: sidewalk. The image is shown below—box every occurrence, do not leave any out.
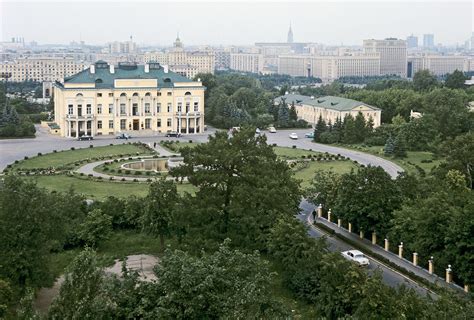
[314,215,464,293]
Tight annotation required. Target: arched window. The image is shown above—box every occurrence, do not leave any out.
[184,91,191,96]
[145,92,151,97]
[132,92,139,97]
[76,93,83,98]
[120,93,127,97]
[164,78,171,83]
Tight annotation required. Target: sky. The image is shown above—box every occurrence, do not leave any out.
[1,0,473,46]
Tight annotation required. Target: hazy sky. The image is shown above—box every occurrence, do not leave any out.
[1,0,473,46]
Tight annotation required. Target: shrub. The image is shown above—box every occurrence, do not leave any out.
[53,150,57,153]
[146,171,151,176]
[146,178,152,182]
[97,176,102,180]
[292,145,296,149]
[420,159,433,163]
[24,156,29,160]
[125,170,131,174]
[14,160,19,164]
[109,177,114,181]
[71,147,75,151]
[128,157,133,160]
[134,171,142,175]
[80,172,84,176]
[301,155,306,159]
[89,144,94,148]
[117,169,122,173]
[189,140,193,143]
[109,143,114,146]
[88,174,93,177]
[103,167,109,171]
[121,178,126,181]
[133,178,138,182]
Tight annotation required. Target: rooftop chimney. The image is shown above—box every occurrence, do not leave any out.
[110,64,115,74]
[90,64,95,74]
[144,64,149,73]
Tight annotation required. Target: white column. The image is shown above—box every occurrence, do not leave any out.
[178,117,181,133]
[194,117,197,134]
[76,120,79,138]
[186,117,189,134]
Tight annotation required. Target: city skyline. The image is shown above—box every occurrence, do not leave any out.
[1,1,472,46]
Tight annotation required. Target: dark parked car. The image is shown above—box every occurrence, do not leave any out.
[116,133,131,139]
[78,135,93,141]
[165,131,182,138]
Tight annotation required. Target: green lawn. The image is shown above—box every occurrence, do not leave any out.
[335,144,442,175]
[292,160,359,189]
[24,175,196,199]
[160,141,198,153]
[13,144,154,170]
[273,146,322,160]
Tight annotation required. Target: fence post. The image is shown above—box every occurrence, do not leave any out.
[371,232,377,245]
[428,257,434,275]
[337,218,341,228]
[398,242,403,258]
[413,252,418,266]
[327,209,332,223]
[359,230,364,239]
[384,238,389,251]
[446,265,452,284]
[348,223,352,233]
[317,204,323,218]
[464,285,469,293]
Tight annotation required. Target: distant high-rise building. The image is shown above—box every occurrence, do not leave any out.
[406,34,418,48]
[423,34,435,48]
[363,38,407,77]
[287,24,294,44]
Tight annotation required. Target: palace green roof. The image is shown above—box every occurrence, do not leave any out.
[275,94,379,111]
[61,62,194,89]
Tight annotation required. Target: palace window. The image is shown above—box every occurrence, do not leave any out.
[68,104,73,115]
[177,102,182,112]
[97,93,102,97]
[167,118,172,127]
[120,119,126,130]
[167,92,172,96]
[108,93,114,97]
[120,103,126,115]
[145,118,151,129]
[97,104,102,114]
[144,103,151,114]
[186,102,190,113]
[109,120,114,129]
[108,104,113,114]
[156,103,161,113]
[194,102,199,112]
[157,119,161,127]
[86,104,92,114]
[167,103,172,113]
[97,120,102,129]
[157,92,162,96]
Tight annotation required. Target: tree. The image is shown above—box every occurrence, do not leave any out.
[277,101,289,127]
[170,128,301,250]
[444,69,468,89]
[313,114,327,142]
[78,209,112,247]
[155,239,288,319]
[48,247,113,319]
[413,69,438,91]
[354,111,367,142]
[141,179,179,249]
[307,170,341,210]
[0,279,12,318]
[289,101,298,121]
[392,135,407,158]
[334,166,402,234]
[439,132,474,189]
[342,114,357,144]
[384,135,395,155]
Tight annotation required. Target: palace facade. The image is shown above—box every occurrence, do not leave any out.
[53,60,205,138]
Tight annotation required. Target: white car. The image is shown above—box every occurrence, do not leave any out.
[341,250,370,267]
[289,132,298,140]
[268,126,277,133]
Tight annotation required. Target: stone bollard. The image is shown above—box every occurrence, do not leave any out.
[446,265,452,284]
[384,238,389,251]
[428,257,434,275]
[337,218,341,228]
[348,223,352,233]
[317,204,323,218]
[371,232,377,245]
[413,252,418,266]
[464,285,469,293]
[327,209,332,223]
[398,242,403,258]
[359,230,364,239]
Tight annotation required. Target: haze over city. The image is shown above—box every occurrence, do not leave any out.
[1,0,473,46]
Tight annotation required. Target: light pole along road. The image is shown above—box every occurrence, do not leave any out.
[0,127,433,296]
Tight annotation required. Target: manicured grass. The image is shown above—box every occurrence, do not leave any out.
[336,144,442,175]
[160,141,198,153]
[24,175,196,199]
[13,144,154,170]
[273,146,322,160]
[292,160,359,189]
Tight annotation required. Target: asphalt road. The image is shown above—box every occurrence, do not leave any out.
[0,127,403,177]
[298,200,435,297]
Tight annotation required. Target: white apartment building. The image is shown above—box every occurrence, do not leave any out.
[0,57,86,82]
[214,50,231,70]
[363,38,407,77]
[230,53,264,74]
[278,53,380,81]
[407,55,470,77]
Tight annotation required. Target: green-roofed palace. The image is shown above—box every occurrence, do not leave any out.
[274,93,381,128]
[54,61,205,138]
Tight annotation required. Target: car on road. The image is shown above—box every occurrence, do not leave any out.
[304,132,314,139]
[116,133,131,139]
[165,131,182,138]
[268,126,277,133]
[341,250,370,267]
[289,132,298,140]
[78,135,93,141]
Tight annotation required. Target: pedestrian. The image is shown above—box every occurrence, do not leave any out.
[153,142,156,148]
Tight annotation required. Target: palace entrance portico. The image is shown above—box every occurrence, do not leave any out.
[65,115,95,138]
[175,112,203,134]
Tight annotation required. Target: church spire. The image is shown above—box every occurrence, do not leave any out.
[287,23,294,43]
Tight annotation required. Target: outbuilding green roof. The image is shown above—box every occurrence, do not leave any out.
[275,94,379,111]
[61,62,193,89]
